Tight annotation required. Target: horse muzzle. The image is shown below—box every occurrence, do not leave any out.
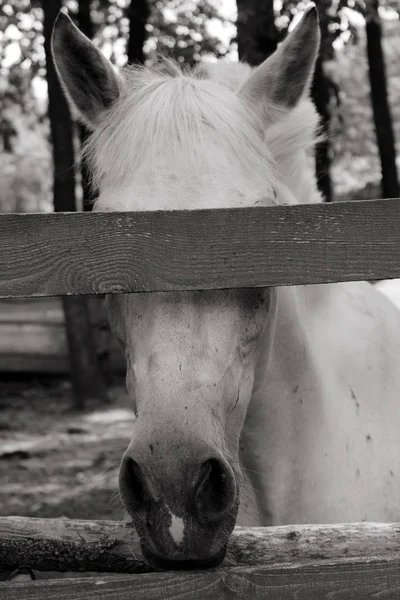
[119,447,239,569]
[141,541,229,570]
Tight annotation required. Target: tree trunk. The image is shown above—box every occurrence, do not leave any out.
[310,0,336,202]
[42,0,109,408]
[75,0,95,213]
[77,0,113,384]
[236,0,280,66]
[61,296,109,406]
[126,0,149,65]
[0,120,17,153]
[235,0,333,201]
[311,57,333,202]
[365,0,399,199]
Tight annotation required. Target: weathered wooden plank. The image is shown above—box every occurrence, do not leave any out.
[0,323,67,354]
[0,298,125,373]
[0,199,399,299]
[2,517,400,574]
[0,350,124,374]
[0,354,72,373]
[0,323,124,373]
[0,299,64,324]
[2,556,400,599]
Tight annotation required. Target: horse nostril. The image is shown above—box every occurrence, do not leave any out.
[119,457,148,512]
[193,458,235,522]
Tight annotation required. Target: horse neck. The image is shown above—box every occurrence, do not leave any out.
[239,285,326,525]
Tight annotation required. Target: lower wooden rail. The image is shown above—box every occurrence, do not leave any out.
[2,556,400,599]
[1,517,400,598]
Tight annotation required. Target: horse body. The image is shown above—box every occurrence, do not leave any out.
[239,280,400,526]
[52,8,400,568]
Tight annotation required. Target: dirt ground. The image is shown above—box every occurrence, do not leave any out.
[0,375,133,521]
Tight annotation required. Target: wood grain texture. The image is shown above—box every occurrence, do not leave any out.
[2,517,400,574]
[1,198,399,299]
[2,556,400,599]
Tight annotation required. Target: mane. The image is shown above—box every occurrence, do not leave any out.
[266,100,323,204]
[199,61,323,205]
[86,59,278,212]
[87,59,322,212]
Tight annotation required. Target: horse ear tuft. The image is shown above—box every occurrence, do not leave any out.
[238,7,320,124]
[51,11,121,128]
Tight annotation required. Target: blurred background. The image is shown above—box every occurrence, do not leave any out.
[0,0,399,521]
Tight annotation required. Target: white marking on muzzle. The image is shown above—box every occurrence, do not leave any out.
[167,508,185,546]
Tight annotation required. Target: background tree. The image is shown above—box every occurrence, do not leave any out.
[365,0,399,198]
[42,0,108,408]
[0,0,399,410]
[126,0,149,64]
[0,0,43,154]
[0,1,51,212]
[74,0,115,384]
[235,0,340,202]
[73,0,150,381]
[236,0,280,66]
[0,0,229,394]
[145,0,229,66]
[330,15,400,199]
[309,0,341,202]
[75,0,94,214]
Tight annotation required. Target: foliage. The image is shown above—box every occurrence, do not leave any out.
[330,17,400,197]
[59,0,232,66]
[145,0,231,65]
[1,0,400,206]
[0,0,232,212]
[0,1,48,211]
[0,0,45,114]
[0,111,52,212]
[271,0,399,199]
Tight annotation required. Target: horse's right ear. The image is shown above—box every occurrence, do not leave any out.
[51,12,121,129]
[238,8,320,124]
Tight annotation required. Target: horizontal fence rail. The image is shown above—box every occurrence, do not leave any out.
[1,517,400,573]
[2,557,400,600]
[1,518,400,599]
[0,198,399,298]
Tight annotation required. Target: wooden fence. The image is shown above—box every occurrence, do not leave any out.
[0,298,125,373]
[1,197,400,598]
[1,198,400,298]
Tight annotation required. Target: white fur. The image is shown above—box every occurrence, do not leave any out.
[375,279,400,310]
[86,60,321,214]
[91,56,400,530]
[198,61,323,205]
[167,509,185,546]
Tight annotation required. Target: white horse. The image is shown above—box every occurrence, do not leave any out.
[52,9,400,569]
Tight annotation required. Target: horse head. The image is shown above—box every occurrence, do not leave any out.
[52,8,320,568]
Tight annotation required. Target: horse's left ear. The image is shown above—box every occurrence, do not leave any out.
[238,7,320,120]
[51,11,121,128]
